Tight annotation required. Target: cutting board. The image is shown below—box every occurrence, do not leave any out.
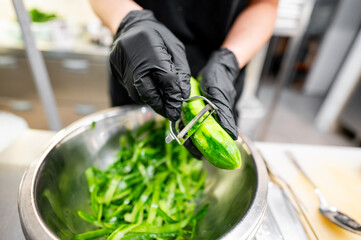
[256,143,361,240]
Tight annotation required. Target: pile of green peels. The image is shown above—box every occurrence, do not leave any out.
[73,120,208,240]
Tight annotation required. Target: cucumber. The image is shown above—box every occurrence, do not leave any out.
[181,77,242,170]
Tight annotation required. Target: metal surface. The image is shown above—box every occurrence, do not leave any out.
[166,96,217,145]
[259,151,319,240]
[286,151,361,235]
[12,0,62,130]
[0,165,27,240]
[265,182,308,240]
[18,106,268,240]
[255,199,284,240]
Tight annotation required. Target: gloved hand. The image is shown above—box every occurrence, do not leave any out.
[197,48,240,140]
[182,48,240,159]
[109,10,191,121]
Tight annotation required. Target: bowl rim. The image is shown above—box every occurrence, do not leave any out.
[18,106,268,240]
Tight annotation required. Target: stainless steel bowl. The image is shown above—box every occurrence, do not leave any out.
[18,106,268,240]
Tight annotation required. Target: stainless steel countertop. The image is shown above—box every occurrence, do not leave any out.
[0,129,55,240]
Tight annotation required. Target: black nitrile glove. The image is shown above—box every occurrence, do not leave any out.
[197,48,240,140]
[110,10,191,121]
[184,139,203,159]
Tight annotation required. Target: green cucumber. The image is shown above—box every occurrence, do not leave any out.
[181,77,242,170]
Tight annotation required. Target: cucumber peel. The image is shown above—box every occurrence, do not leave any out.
[73,120,208,239]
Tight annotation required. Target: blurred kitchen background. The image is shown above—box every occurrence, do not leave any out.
[1,0,361,148]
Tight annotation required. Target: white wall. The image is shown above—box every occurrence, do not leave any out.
[303,0,361,96]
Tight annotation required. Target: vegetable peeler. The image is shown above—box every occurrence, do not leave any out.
[165,96,217,145]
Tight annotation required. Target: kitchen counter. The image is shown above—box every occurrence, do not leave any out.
[0,129,55,240]
[258,142,361,240]
[0,43,110,129]
[1,129,360,239]
[0,40,109,59]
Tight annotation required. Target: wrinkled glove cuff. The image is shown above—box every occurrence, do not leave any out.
[212,48,240,83]
[114,10,157,38]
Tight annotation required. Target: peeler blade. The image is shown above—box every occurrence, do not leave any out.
[177,104,212,139]
[165,96,217,145]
